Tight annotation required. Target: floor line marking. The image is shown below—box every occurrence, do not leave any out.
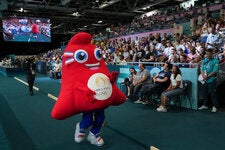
[14,77,39,91]
[47,93,58,101]
[14,76,58,101]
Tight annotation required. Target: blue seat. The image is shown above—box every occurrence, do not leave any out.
[168,80,192,111]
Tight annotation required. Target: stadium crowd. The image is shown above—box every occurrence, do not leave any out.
[2,1,225,71]
[1,0,225,112]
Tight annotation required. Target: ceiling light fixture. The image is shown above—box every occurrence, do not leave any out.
[99,0,120,9]
[19,7,23,12]
[72,12,79,16]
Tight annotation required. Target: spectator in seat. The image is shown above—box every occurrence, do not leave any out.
[187,47,197,62]
[154,39,165,57]
[200,22,209,44]
[157,65,183,112]
[189,55,202,68]
[205,27,223,51]
[129,63,151,102]
[164,41,174,58]
[122,67,137,97]
[218,44,225,62]
[168,48,179,62]
[178,54,189,68]
[141,45,155,65]
[196,46,206,58]
[139,61,172,104]
[50,59,62,79]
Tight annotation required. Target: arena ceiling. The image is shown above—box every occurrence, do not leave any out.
[0,0,185,56]
[1,0,184,35]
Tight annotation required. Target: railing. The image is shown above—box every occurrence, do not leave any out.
[218,62,225,86]
[115,61,198,68]
[212,50,225,86]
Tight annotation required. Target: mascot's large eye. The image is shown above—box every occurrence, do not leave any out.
[74,49,88,63]
[94,48,103,61]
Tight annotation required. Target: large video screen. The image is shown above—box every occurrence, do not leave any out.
[2,16,51,42]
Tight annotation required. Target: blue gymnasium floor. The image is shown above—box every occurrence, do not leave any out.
[0,74,225,150]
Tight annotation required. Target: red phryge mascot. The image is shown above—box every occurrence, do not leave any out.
[51,32,126,146]
[28,22,40,42]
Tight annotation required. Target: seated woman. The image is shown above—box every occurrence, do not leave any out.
[156,65,183,112]
[123,67,137,97]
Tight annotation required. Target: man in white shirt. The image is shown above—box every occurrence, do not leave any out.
[154,39,165,56]
[164,41,174,57]
[206,27,223,50]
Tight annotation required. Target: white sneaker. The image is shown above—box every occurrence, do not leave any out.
[74,123,85,143]
[134,99,143,104]
[198,105,208,110]
[142,101,148,105]
[156,106,167,112]
[142,100,149,105]
[87,132,104,146]
[211,106,217,113]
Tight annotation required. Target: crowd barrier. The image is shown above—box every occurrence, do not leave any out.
[3,60,222,111]
[0,65,24,77]
[0,60,47,76]
[36,61,47,74]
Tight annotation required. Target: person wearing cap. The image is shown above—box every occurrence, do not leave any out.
[198,48,219,112]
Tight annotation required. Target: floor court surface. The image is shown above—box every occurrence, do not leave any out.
[0,74,225,150]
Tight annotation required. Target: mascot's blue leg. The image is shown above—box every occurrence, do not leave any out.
[86,110,105,146]
[90,110,105,135]
[79,112,94,133]
[75,112,93,143]
[77,110,105,146]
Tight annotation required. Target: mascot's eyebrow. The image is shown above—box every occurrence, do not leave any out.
[64,52,75,65]
[64,52,74,57]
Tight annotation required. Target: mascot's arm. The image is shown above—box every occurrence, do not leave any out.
[108,71,118,84]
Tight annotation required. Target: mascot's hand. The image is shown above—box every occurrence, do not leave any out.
[76,84,96,103]
[87,89,96,103]
[108,71,118,84]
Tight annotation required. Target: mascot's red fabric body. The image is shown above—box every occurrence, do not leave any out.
[51,32,126,120]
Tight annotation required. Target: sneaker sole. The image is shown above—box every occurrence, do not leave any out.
[74,123,85,143]
[87,136,104,146]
